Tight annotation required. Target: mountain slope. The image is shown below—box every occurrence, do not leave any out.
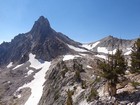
[82,36,135,57]
[0,16,82,67]
[0,16,140,105]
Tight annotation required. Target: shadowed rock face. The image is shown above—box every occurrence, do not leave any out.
[0,16,80,66]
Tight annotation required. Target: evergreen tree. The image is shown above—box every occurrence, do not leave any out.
[73,59,83,83]
[98,49,127,96]
[131,38,140,73]
[74,70,81,83]
[66,89,73,105]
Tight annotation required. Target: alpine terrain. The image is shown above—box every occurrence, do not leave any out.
[0,16,139,105]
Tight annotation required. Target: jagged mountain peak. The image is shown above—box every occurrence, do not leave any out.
[37,16,50,27]
[30,16,51,35]
[102,35,120,41]
[0,16,81,66]
[103,35,132,41]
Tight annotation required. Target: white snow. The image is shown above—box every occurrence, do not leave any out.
[95,54,107,59]
[124,50,132,55]
[108,49,117,54]
[63,55,80,61]
[91,41,100,48]
[124,48,132,55]
[16,56,51,105]
[27,70,34,76]
[7,81,11,84]
[63,55,75,61]
[97,47,116,54]
[29,53,43,69]
[17,94,21,98]
[82,41,100,50]
[7,62,13,68]
[127,48,132,50]
[67,44,87,52]
[137,102,140,105]
[97,47,108,53]
[79,100,90,105]
[80,54,87,56]
[87,65,92,69]
[13,64,24,70]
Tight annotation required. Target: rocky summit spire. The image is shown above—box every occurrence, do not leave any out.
[30,16,51,35]
[37,16,50,27]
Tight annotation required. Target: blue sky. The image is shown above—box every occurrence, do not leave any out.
[0,0,140,43]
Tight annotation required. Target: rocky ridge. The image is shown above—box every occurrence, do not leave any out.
[0,16,82,67]
[0,16,139,105]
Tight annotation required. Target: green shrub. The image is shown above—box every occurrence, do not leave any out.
[74,70,82,83]
[81,80,86,89]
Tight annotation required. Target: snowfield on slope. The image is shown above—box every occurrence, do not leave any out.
[29,53,44,69]
[13,63,24,70]
[82,41,100,50]
[67,44,88,52]
[95,54,107,59]
[16,53,51,105]
[7,62,13,68]
[124,48,132,55]
[63,55,80,61]
[97,47,117,54]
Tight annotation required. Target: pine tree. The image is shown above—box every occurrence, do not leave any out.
[131,38,140,73]
[66,89,73,105]
[73,60,83,83]
[98,49,127,96]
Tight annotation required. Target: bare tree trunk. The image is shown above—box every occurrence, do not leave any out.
[110,83,116,96]
[104,81,111,96]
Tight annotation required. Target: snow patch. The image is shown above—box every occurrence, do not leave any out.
[127,48,132,50]
[29,53,43,69]
[80,54,87,56]
[27,70,34,76]
[13,64,24,70]
[97,47,108,53]
[63,55,80,61]
[97,47,116,54]
[7,62,13,68]
[79,100,90,105]
[67,44,87,52]
[137,102,140,105]
[87,65,92,69]
[91,41,100,48]
[17,61,51,105]
[124,50,132,55]
[82,41,100,50]
[95,54,107,59]
[7,81,11,84]
[17,94,21,98]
